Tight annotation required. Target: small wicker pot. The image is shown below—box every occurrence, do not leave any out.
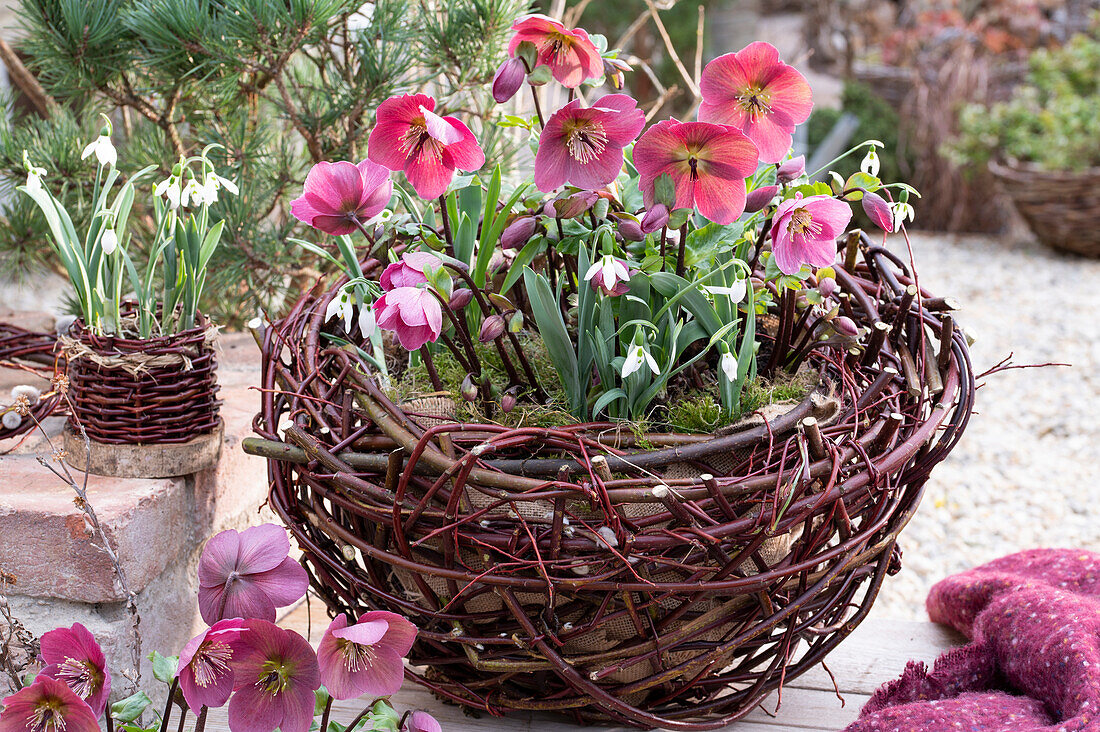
[61,314,221,475]
[249,245,974,729]
[990,160,1100,257]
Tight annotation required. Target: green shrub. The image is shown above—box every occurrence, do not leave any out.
[948,30,1100,172]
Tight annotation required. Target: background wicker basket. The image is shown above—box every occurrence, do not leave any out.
[65,315,221,445]
[990,160,1100,257]
[0,322,62,443]
[247,244,974,729]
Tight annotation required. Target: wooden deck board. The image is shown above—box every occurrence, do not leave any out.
[205,600,965,732]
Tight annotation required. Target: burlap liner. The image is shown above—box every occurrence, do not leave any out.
[389,384,843,690]
[60,325,219,376]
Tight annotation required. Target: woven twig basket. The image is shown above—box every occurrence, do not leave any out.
[64,314,221,445]
[990,159,1100,257]
[0,322,62,443]
[249,244,974,729]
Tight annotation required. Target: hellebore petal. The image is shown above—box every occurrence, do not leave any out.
[37,623,110,718]
[317,612,417,700]
[534,94,644,192]
[0,677,100,732]
[229,621,319,732]
[291,160,392,236]
[196,525,308,625]
[633,119,759,225]
[770,193,852,275]
[375,287,444,351]
[699,42,813,163]
[368,94,484,200]
[507,15,603,88]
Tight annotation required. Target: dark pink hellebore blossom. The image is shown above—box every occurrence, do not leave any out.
[375,287,444,351]
[507,15,603,88]
[197,524,309,625]
[633,119,759,225]
[36,622,110,718]
[177,618,247,713]
[380,252,442,291]
[699,42,813,164]
[290,160,392,236]
[228,621,319,732]
[368,94,485,200]
[0,677,100,732]
[770,193,852,275]
[317,612,417,700]
[534,94,644,192]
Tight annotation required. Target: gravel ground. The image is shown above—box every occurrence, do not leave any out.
[868,230,1100,621]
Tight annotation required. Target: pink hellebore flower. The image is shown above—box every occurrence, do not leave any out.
[197,524,309,625]
[404,711,442,732]
[177,619,247,714]
[633,119,759,225]
[317,612,417,700]
[228,621,319,732]
[380,252,442,291]
[375,287,444,351]
[699,42,813,164]
[771,193,852,275]
[0,677,100,732]
[507,15,603,88]
[290,160,392,236]
[368,94,485,200]
[36,622,110,717]
[534,94,645,192]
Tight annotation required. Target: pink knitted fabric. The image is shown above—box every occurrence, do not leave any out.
[844,549,1100,731]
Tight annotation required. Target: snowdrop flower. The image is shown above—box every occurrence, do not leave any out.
[201,170,238,204]
[325,287,356,333]
[357,301,378,340]
[621,341,660,379]
[100,227,118,255]
[182,176,206,208]
[719,349,738,382]
[584,255,631,297]
[860,147,880,177]
[704,280,747,303]
[81,131,116,168]
[890,201,915,230]
[23,152,46,193]
[155,173,182,209]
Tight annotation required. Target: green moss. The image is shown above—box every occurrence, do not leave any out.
[660,369,815,434]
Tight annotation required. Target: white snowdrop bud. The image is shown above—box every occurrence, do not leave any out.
[2,411,22,430]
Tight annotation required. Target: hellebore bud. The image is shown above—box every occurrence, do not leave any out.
[776,155,806,183]
[492,57,526,103]
[640,204,669,234]
[861,190,894,233]
[448,288,473,310]
[618,218,645,242]
[744,185,779,214]
[546,190,598,219]
[818,277,837,299]
[460,374,478,402]
[501,216,537,249]
[479,314,506,343]
[832,316,859,338]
